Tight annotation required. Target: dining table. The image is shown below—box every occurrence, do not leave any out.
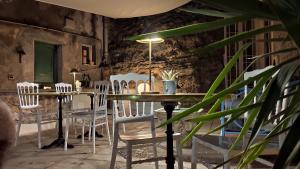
[107,93,206,169]
[24,91,95,149]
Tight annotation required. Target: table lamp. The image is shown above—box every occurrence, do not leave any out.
[136,37,164,90]
[70,68,81,89]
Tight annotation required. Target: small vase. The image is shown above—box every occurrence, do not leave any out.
[162,80,176,94]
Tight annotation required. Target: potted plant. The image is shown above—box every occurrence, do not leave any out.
[161,70,180,94]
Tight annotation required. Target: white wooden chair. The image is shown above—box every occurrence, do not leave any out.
[55,83,72,105]
[16,82,56,148]
[54,83,73,125]
[220,66,277,136]
[64,81,111,153]
[110,73,183,169]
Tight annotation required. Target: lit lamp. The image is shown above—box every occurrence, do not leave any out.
[136,37,164,90]
[70,68,81,89]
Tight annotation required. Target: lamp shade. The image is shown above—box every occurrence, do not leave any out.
[70,68,80,74]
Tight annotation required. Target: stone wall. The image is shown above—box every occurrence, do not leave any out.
[0,0,104,90]
[107,8,224,93]
[0,0,104,112]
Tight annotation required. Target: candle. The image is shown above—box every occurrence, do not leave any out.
[75,80,81,92]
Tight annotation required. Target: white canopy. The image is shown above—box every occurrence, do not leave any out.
[36,0,191,18]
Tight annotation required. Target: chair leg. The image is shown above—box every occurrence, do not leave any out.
[93,121,96,154]
[74,118,77,138]
[15,111,23,146]
[88,121,91,141]
[176,137,183,169]
[191,137,198,169]
[110,124,119,169]
[150,119,159,169]
[106,115,111,145]
[64,117,69,151]
[126,143,132,169]
[82,120,85,144]
[37,112,42,149]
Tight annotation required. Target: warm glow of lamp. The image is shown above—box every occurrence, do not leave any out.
[70,68,81,90]
[137,83,150,94]
[136,37,164,90]
[136,37,164,44]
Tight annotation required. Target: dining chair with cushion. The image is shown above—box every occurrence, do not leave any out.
[64,81,111,153]
[110,73,183,169]
[16,82,56,148]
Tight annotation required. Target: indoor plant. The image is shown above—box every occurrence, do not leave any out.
[161,70,180,94]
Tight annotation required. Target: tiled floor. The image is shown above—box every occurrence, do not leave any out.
[3,122,207,169]
[2,113,275,169]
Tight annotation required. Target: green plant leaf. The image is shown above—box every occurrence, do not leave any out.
[250,47,298,60]
[159,44,250,131]
[248,60,299,146]
[192,24,284,54]
[266,0,300,48]
[179,8,238,18]
[162,62,280,127]
[191,103,262,122]
[198,0,277,19]
[127,15,251,40]
[230,75,271,152]
[274,114,300,168]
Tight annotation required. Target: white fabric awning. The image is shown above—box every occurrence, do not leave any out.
[36,0,191,18]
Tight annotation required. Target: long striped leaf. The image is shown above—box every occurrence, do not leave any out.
[198,0,277,19]
[192,24,284,54]
[250,47,298,60]
[248,60,299,147]
[230,76,272,152]
[179,8,238,18]
[127,15,251,40]
[162,62,281,127]
[191,103,262,122]
[266,0,300,48]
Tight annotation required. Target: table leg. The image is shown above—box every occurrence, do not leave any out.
[42,95,74,149]
[163,102,177,169]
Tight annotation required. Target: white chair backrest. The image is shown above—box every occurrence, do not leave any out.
[55,83,72,103]
[244,65,275,99]
[110,73,154,123]
[94,81,110,112]
[243,66,274,117]
[243,65,282,121]
[17,82,39,109]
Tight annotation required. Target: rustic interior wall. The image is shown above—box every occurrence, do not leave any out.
[0,0,103,90]
[107,7,224,93]
[0,0,104,113]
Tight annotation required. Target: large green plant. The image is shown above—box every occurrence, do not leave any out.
[129,0,300,168]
